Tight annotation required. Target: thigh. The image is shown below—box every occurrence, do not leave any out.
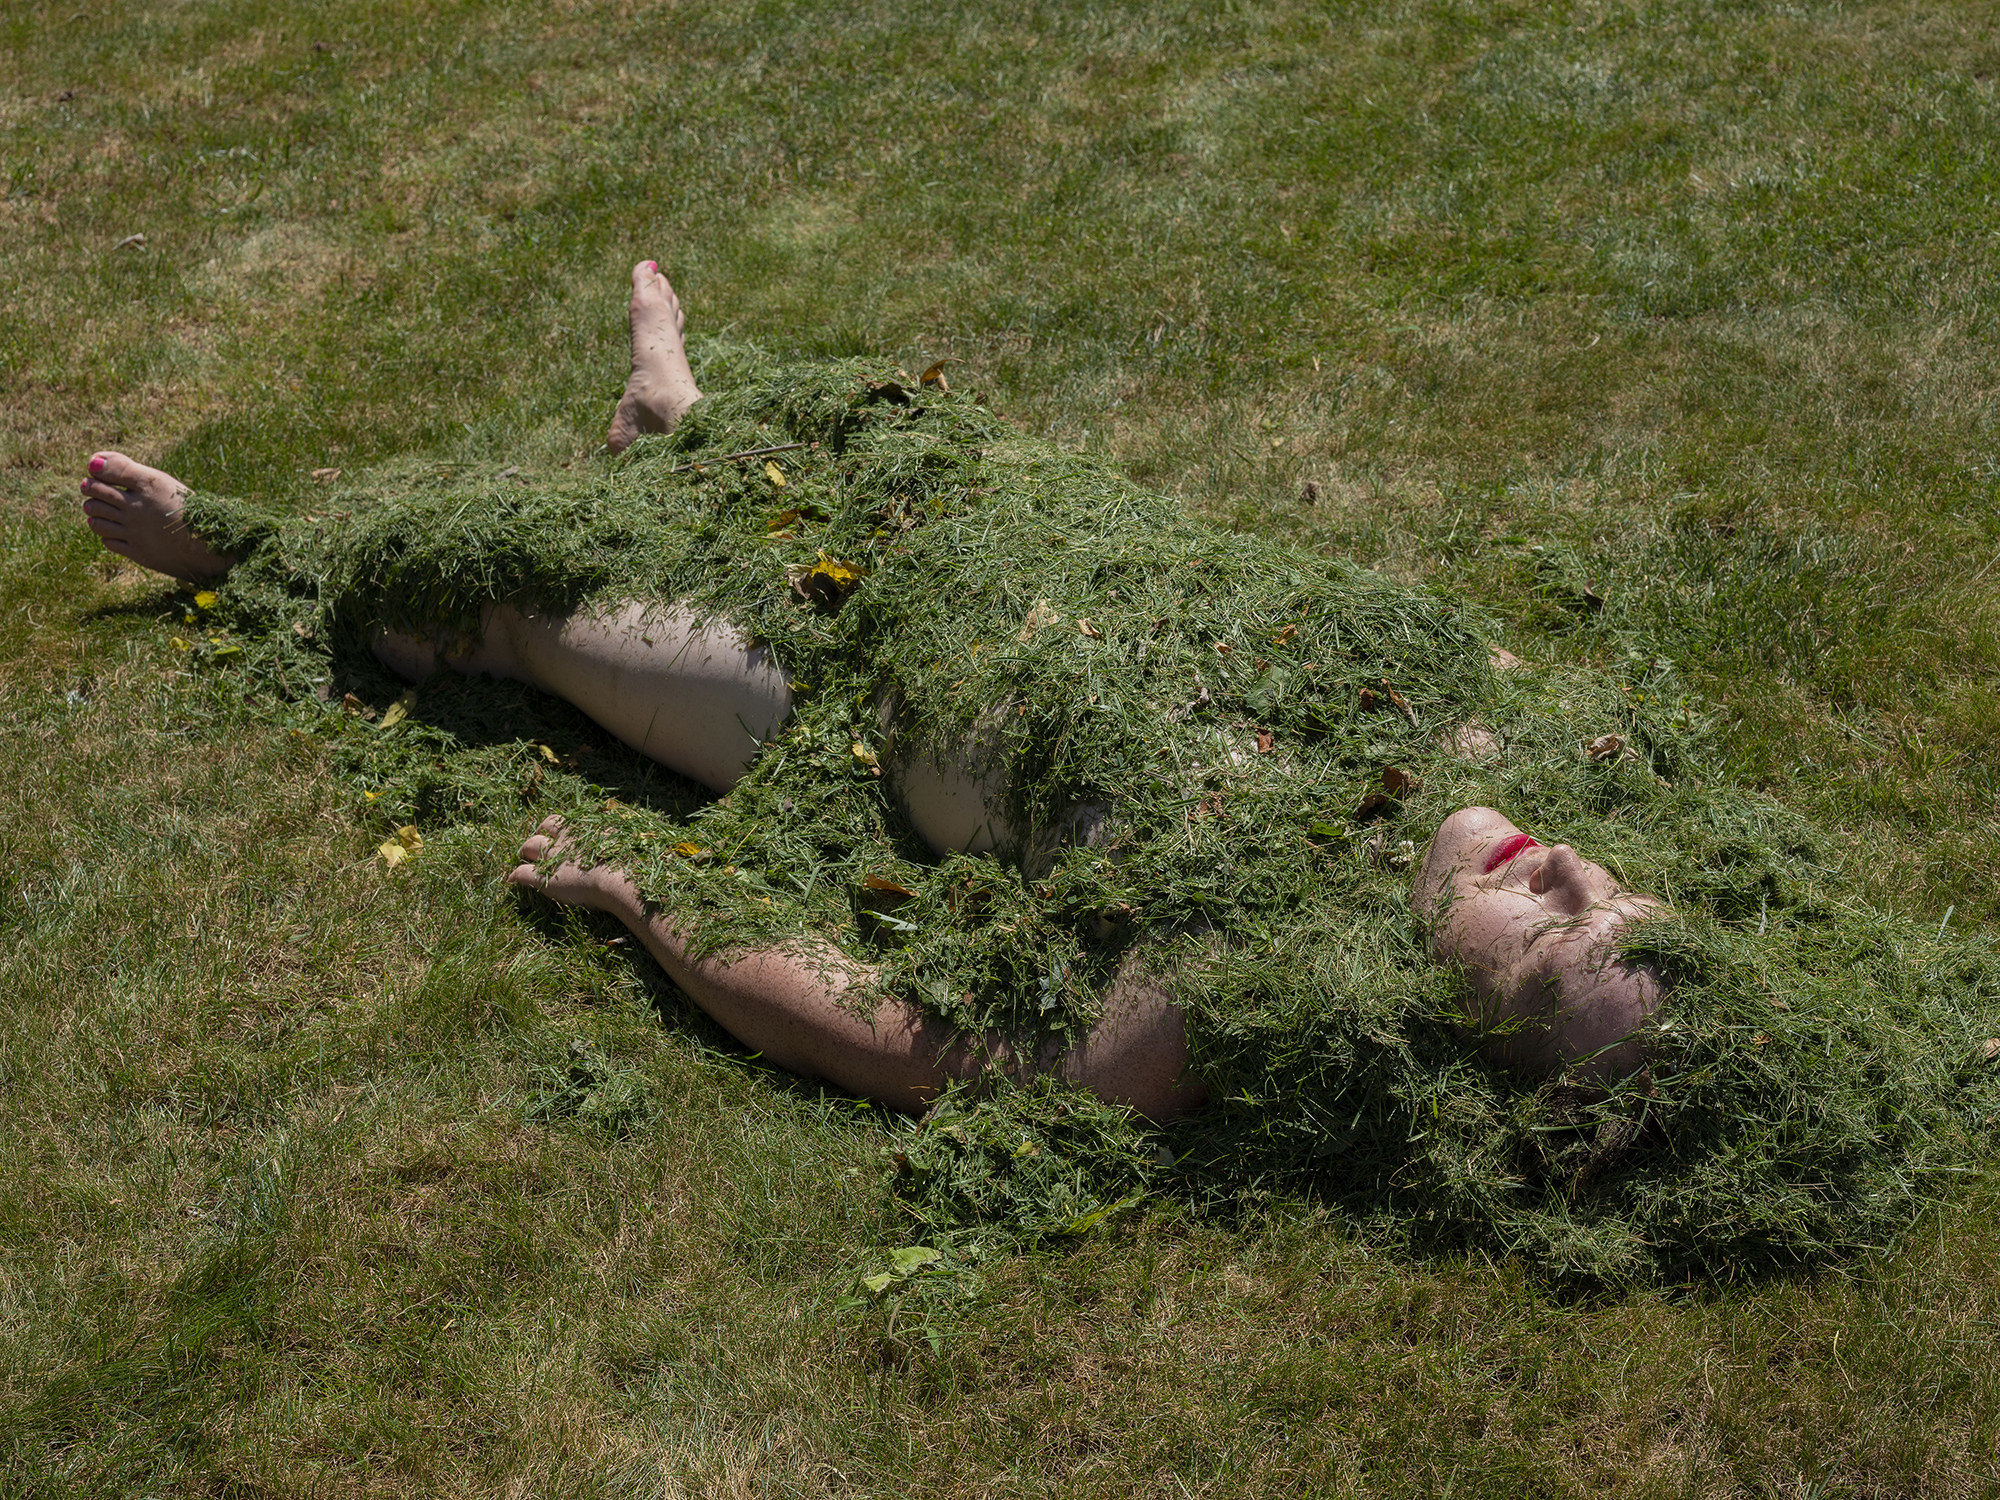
[506,600,793,793]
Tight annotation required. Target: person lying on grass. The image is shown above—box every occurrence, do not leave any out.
[78,260,1663,1120]
[77,259,1997,1282]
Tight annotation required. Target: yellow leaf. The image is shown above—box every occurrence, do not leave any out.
[850,741,880,769]
[538,744,558,763]
[379,842,407,868]
[812,551,863,587]
[673,841,704,858]
[920,360,952,392]
[763,460,786,487]
[379,690,416,728]
[395,826,423,850]
[170,637,191,650]
[364,791,382,801]
[193,591,218,609]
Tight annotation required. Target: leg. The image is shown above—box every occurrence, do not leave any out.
[377,600,793,794]
[607,260,704,453]
[508,819,1207,1121]
[78,452,235,583]
[77,257,697,579]
[373,259,785,791]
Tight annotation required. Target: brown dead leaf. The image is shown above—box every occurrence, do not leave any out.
[1984,1038,2000,1063]
[1358,687,1379,712]
[1273,624,1297,645]
[862,873,918,900]
[1380,679,1419,727]
[1355,766,1417,823]
[341,692,376,720]
[1077,618,1103,640]
[1352,793,1392,823]
[919,360,954,392]
[1584,733,1627,763]
[312,467,342,483]
[1017,599,1062,641]
[1255,729,1274,755]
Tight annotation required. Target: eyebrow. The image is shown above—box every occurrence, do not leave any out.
[1482,832,1539,874]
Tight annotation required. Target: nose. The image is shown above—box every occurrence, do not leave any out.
[1527,844,1592,914]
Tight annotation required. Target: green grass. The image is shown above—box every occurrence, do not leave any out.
[8,0,2000,1491]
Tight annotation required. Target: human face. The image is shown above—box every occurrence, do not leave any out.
[1413,807,1663,1081]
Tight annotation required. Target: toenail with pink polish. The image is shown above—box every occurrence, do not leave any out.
[647,261,658,273]
[89,455,105,475]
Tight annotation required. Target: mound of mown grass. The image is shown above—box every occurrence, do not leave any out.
[177,351,2000,1286]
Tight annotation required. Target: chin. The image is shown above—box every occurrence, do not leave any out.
[1476,940,1663,1084]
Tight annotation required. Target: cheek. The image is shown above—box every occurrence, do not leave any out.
[1434,888,1539,966]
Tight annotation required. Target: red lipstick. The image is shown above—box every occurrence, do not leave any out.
[1483,832,1539,873]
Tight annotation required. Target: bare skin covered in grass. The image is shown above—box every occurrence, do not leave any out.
[72,258,1664,1122]
[505,816,1207,1120]
[606,259,704,454]
[1414,807,1665,1081]
[78,451,235,583]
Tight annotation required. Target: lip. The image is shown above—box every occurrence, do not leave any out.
[1482,832,1539,874]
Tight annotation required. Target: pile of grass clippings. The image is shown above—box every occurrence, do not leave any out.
[181,348,2000,1285]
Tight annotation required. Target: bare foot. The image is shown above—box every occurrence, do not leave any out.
[606,260,704,454]
[507,815,648,921]
[79,451,235,583]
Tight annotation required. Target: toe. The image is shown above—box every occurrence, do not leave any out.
[90,451,150,487]
[82,481,127,509]
[505,861,544,889]
[86,513,129,541]
[536,814,567,837]
[92,450,183,500]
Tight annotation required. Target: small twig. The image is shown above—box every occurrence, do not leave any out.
[666,441,810,475]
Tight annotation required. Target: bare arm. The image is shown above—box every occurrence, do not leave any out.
[507,821,1206,1121]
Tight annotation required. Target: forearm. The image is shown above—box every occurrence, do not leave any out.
[538,847,1205,1119]
[637,912,961,1110]
[621,887,1203,1120]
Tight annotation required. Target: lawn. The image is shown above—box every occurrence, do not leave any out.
[5,0,2000,1493]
